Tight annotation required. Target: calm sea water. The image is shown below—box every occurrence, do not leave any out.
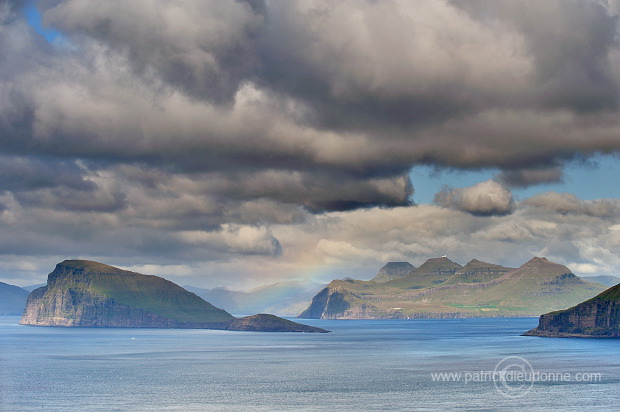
[1,316,618,411]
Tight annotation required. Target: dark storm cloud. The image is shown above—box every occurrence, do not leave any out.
[0,156,93,192]
[4,0,620,273]
[14,185,127,213]
[0,155,126,213]
[496,166,564,188]
[24,0,620,176]
[524,192,620,218]
[453,0,619,112]
[210,170,414,213]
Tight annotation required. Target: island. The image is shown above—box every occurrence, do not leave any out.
[20,260,328,333]
[299,257,606,319]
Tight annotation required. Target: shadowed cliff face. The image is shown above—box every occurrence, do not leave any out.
[297,287,378,319]
[525,283,620,338]
[20,260,234,327]
[20,284,224,328]
[20,260,328,332]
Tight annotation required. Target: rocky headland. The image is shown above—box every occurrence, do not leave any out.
[524,282,620,338]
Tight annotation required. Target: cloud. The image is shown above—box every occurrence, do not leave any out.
[271,195,620,283]
[0,156,128,213]
[524,192,620,217]
[2,189,620,289]
[455,0,618,112]
[3,1,620,287]
[434,180,515,216]
[0,156,93,192]
[41,0,265,103]
[496,166,564,188]
[177,224,282,257]
[4,0,620,180]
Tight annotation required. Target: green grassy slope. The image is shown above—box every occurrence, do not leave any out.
[441,259,513,285]
[54,260,234,323]
[371,262,415,283]
[595,283,620,302]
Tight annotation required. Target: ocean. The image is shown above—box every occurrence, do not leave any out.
[1,316,618,411]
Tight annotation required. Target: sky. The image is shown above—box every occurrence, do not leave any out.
[2,0,620,290]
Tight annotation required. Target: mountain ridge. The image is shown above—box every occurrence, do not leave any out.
[383,257,463,289]
[0,281,30,315]
[184,280,324,316]
[298,256,605,319]
[578,275,620,287]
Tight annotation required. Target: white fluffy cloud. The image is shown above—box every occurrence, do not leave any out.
[434,180,515,216]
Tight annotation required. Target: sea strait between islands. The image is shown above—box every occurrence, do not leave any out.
[3,256,620,337]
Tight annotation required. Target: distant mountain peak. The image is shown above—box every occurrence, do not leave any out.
[371,262,415,283]
[525,256,550,265]
[443,259,513,286]
[428,256,456,263]
[461,259,506,270]
[382,262,413,269]
[378,257,462,289]
[414,257,462,274]
[518,256,569,273]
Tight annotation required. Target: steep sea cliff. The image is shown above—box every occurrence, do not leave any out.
[525,282,620,338]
